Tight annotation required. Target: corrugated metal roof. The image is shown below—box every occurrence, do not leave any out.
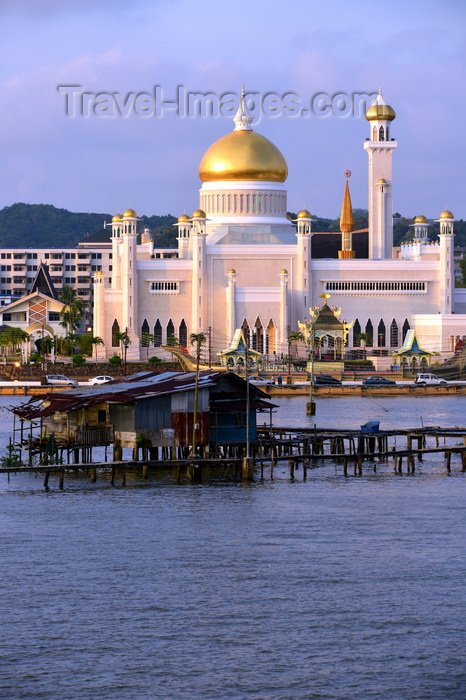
[13,370,272,419]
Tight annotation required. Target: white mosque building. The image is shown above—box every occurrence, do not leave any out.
[93,89,465,364]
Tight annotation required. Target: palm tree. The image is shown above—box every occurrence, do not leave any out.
[141,332,155,361]
[58,286,85,337]
[190,333,206,455]
[90,336,104,363]
[288,331,305,358]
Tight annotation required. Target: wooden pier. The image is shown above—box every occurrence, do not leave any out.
[2,425,466,488]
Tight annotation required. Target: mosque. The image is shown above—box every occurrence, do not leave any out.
[93,89,465,364]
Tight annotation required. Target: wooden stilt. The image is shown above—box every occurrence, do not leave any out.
[59,470,64,489]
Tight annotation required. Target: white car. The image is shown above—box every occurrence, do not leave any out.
[414,373,447,386]
[88,375,114,385]
[249,376,273,386]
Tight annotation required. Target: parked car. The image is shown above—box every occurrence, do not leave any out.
[45,374,79,387]
[362,376,396,386]
[313,373,342,386]
[414,373,447,385]
[249,376,273,386]
[88,375,114,385]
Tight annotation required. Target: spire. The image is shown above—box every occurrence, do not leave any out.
[340,180,354,233]
[234,85,253,131]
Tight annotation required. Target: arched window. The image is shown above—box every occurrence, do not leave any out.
[179,319,187,348]
[353,319,361,346]
[372,126,377,141]
[365,319,373,346]
[386,125,390,140]
[377,320,386,347]
[141,319,150,346]
[111,319,120,347]
[402,319,410,343]
[154,320,162,346]
[379,126,385,141]
[390,319,399,347]
[166,319,175,344]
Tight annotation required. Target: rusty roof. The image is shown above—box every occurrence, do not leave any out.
[13,370,273,420]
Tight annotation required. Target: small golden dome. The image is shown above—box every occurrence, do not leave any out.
[199,129,288,183]
[123,208,138,218]
[280,269,288,275]
[366,104,396,122]
[297,209,312,219]
[112,213,123,222]
[228,269,236,275]
[439,210,454,220]
[414,215,428,224]
[177,214,190,223]
[377,178,387,184]
[191,209,206,219]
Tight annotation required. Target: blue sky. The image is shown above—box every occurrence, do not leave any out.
[0,0,464,221]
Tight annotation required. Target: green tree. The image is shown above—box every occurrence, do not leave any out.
[90,336,104,362]
[58,285,85,336]
[141,332,155,360]
[288,331,305,357]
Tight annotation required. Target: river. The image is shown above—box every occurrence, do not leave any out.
[1,394,465,699]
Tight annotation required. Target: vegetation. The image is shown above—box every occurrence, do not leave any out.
[108,355,122,365]
[71,354,86,366]
[59,285,85,336]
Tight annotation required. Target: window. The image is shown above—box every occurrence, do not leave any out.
[154,320,162,346]
[402,319,410,343]
[390,319,399,347]
[112,319,120,347]
[141,319,150,345]
[179,319,187,348]
[48,312,60,322]
[377,320,386,347]
[150,281,179,292]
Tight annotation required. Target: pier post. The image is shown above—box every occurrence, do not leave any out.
[43,471,50,489]
[445,452,451,472]
[289,460,295,481]
[90,467,97,482]
[187,462,202,483]
[142,464,149,480]
[242,457,254,481]
[59,470,64,489]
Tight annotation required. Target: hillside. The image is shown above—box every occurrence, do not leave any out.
[0,203,463,250]
[0,203,177,248]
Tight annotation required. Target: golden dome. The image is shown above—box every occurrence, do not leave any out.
[177,214,190,223]
[365,104,396,122]
[297,209,312,219]
[199,129,288,183]
[123,208,138,218]
[439,209,454,219]
[112,213,122,222]
[280,269,288,275]
[191,209,206,219]
[377,178,387,184]
[365,88,396,122]
[228,268,236,274]
[414,215,428,224]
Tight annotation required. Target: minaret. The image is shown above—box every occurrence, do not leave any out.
[111,213,123,290]
[338,177,355,259]
[234,84,253,131]
[411,215,429,240]
[176,214,192,259]
[191,209,207,334]
[120,208,139,350]
[437,210,455,315]
[364,88,397,259]
[295,209,313,317]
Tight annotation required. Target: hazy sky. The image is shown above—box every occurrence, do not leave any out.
[0,0,464,221]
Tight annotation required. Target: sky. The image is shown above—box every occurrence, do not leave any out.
[0,0,465,222]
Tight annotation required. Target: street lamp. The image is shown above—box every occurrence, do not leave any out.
[123,336,129,374]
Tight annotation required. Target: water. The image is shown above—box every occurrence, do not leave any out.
[1,395,466,699]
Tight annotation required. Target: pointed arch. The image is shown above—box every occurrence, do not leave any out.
[179,319,187,348]
[379,126,385,141]
[112,319,120,347]
[390,319,399,347]
[372,126,377,141]
[241,319,250,347]
[166,319,175,343]
[365,319,373,346]
[377,319,386,347]
[154,320,162,346]
[402,319,410,343]
[353,319,361,346]
[141,319,150,346]
[266,319,276,355]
